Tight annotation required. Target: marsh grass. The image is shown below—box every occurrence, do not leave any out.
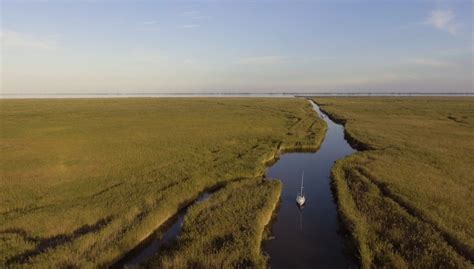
[0,98,324,268]
[314,97,473,268]
[148,179,282,269]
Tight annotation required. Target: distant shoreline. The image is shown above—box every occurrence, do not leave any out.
[1,92,473,99]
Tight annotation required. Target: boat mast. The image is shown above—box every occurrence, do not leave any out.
[300,171,304,196]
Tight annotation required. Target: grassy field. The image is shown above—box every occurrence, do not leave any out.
[0,98,326,268]
[313,97,473,268]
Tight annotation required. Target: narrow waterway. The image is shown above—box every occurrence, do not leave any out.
[263,100,358,268]
[112,192,211,268]
[114,100,358,268]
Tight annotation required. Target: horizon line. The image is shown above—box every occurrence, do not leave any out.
[1,92,473,99]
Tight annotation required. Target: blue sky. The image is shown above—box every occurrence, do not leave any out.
[1,0,472,94]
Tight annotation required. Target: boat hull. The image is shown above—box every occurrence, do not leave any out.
[296,195,305,206]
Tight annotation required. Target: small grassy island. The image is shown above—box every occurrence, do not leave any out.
[313,97,474,268]
[0,98,325,268]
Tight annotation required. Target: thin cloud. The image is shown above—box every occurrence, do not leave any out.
[181,10,200,16]
[139,20,158,26]
[236,56,293,65]
[0,30,58,51]
[136,20,160,31]
[192,15,211,20]
[425,9,461,35]
[235,56,328,65]
[178,24,200,29]
[137,26,160,31]
[404,58,453,67]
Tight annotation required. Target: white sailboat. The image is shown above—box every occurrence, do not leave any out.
[296,171,306,206]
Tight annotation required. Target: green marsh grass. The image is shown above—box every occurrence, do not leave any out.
[149,179,281,268]
[313,97,473,268]
[0,98,325,268]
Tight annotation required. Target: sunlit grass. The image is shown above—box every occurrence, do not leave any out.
[148,179,281,268]
[0,98,325,268]
[313,97,473,268]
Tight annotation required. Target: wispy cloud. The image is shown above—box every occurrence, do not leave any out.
[136,20,160,31]
[181,10,200,17]
[425,9,461,35]
[178,24,200,29]
[235,56,330,65]
[180,10,211,20]
[404,57,453,67]
[192,15,211,20]
[139,20,158,26]
[236,56,294,65]
[0,30,58,51]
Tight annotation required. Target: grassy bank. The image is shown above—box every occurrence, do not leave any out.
[313,97,473,268]
[148,179,281,268]
[0,98,325,268]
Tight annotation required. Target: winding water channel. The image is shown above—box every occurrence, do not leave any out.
[115,100,358,268]
[263,100,358,268]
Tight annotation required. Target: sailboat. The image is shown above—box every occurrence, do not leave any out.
[296,171,306,206]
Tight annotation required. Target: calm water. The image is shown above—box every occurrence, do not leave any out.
[263,101,358,268]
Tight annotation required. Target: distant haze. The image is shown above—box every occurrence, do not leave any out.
[1,1,473,94]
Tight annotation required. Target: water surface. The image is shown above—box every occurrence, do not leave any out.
[263,101,358,268]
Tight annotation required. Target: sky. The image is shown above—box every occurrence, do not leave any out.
[1,0,473,94]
